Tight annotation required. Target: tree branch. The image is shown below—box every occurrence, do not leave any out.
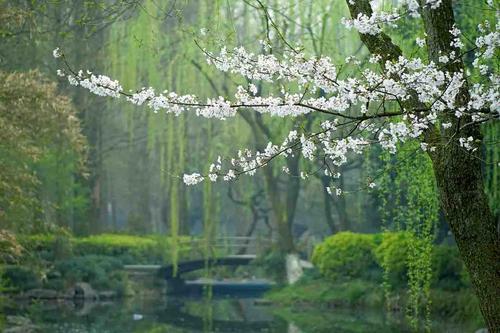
[344,0,403,65]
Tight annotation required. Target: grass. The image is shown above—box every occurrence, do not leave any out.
[272,306,406,333]
[266,277,384,308]
[265,272,484,329]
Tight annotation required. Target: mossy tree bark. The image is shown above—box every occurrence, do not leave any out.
[345,0,499,330]
[419,1,500,329]
[429,114,500,331]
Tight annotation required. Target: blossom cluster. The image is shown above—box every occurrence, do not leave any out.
[54,3,499,192]
[343,0,443,35]
[341,11,400,35]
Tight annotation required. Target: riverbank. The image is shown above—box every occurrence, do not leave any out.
[0,293,481,333]
[1,231,487,332]
[0,232,268,301]
[0,233,190,300]
[264,231,486,332]
[265,273,482,323]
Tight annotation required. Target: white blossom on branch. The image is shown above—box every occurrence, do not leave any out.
[53,7,499,187]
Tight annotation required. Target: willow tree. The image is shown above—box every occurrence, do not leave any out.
[219,0,365,249]
[56,0,499,328]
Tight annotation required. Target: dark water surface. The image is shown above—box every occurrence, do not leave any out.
[2,294,478,333]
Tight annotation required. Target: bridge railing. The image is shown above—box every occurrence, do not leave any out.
[123,236,275,276]
[174,236,273,260]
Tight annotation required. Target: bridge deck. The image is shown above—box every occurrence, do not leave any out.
[123,255,258,280]
[162,254,257,279]
[124,236,270,280]
[124,264,162,271]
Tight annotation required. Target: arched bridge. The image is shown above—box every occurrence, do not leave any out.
[124,236,273,280]
[160,254,257,280]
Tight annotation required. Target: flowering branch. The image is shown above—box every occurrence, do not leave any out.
[53,1,499,191]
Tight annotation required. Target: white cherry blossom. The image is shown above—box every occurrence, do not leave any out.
[53,4,500,187]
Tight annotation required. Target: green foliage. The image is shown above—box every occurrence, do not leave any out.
[73,234,160,263]
[429,289,483,325]
[0,230,23,264]
[431,246,468,291]
[312,232,379,281]
[0,71,87,231]
[52,235,73,260]
[18,233,197,265]
[17,234,56,262]
[53,255,126,293]
[2,266,41,291]
[312,232,470,293]
[4,233,206,295]
[299,232,481,326]
[267,272,383,308]
[376,140,439,330]
[374,232,412,288]
[483,122,500,216]
[253,250,287,283]
[268,274,483,329]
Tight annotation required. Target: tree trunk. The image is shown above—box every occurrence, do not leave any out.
[263,166,296,253]
[419,1,500,328]
[286,156,300,225]
[430,133,500,330]
[345,0,500,329]
[320,175,337,233]
[277,214,295,253]
[320,174,350,233]
[240,112,297,253]
[336,174,350,231]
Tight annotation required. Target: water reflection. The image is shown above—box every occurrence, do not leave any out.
[1,295,476,333]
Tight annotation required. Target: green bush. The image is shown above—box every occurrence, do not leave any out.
[430,289,483,324]
[18,234,56,261]
[0,230,23,264]
[431,245,468,291]
[73,234,161,263]
[52,235,73,260]
[373,231,412,288]
[312,232,379,281]
[267,277,383,308]
[305,231,471,293]
[2,266,41,291]
[18,233,197,265]
[53,255,124,291]
[253,250,287,283]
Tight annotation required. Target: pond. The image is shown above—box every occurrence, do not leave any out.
[2,293,477,333]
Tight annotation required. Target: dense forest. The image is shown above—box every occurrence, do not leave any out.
[0,1,498,332]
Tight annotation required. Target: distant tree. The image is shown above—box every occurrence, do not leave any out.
[56,0,499,328]
[0,71,87,231]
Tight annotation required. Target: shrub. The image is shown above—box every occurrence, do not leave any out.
[0,230,23,264]
[430,289,483,324]
[253,250,287,283]
[18,234,55,251]
[311,232,379,281]
[52,235,73,260]
[431,245,468,291]
[7,234,212,294]
[17,234,57,262]
[2,266,41,291]
[73,234,160,263]
[266,277,383,307]
[53,255,123,290]
[19,234,178,264]
[373,231,412,288]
